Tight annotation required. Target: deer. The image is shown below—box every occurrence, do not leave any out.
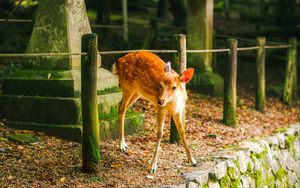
[114,51,197,173]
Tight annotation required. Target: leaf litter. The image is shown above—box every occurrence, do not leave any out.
[0,88,299,187]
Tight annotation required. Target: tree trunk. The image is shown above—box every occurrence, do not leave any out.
[187,0,213,72]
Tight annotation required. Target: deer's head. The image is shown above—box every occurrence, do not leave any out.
[157,62,194,106]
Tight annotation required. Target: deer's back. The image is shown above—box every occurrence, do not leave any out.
[116,51,165,95]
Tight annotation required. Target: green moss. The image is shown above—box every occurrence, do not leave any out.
[230,178,241,188]
[274,127,286,133]
[220,175,231,188]
[228,167,236,180]
[286,135,296,156]
[253,170,263,187]
[202,184,209,188]
[247,162,253,173]
[233,160,240,170]
[266,171,275,188]
[188,72,224,96]
[97,87,121,95]
[257,146,268,159]
[275,168,286,181]
[0,95,81,125]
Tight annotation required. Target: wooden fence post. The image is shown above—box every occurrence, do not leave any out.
[283,38,298,105]
[170,34,186,144]
[255,37,266,112]
[223,39,237,126]
[81,33,101,173]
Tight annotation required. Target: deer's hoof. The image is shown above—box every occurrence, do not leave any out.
[149,168,157,174]
[119,141,129,152]
[149,161,158,174]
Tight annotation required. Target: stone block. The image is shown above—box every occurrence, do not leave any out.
[226,160,240,180]
[208,181,220,188]
[186,181,200,188]
[240,175,250,188]
[208,161,227,180]
[182,170,209,186]
[188,72,224,97]
[0,95,81,125]
[270,159,280,175]
[235,150,251,173]
[266,136,279,148]
[276,133,286,149]
[99,111,145,139]
[294,140,300,160]
[239,141,264,154]
[287,171,297,186]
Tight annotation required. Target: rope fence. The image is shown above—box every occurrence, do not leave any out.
[98,49,177,55]
[0,52,87,58]
[0,44,292,58]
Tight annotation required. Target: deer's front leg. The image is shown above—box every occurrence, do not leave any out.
[149,107,166,174]
[172,109,197,165]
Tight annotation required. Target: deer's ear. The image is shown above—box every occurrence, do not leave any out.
[164,61,172,73]
[179,68,194,83]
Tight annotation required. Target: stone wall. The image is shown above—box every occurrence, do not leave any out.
[169,123,300,188]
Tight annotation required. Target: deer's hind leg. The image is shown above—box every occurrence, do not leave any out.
[118,85,139,152]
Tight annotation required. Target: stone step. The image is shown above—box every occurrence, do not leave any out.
[0,95,81,125]
[4,111,144,142]
[2,68,119,97]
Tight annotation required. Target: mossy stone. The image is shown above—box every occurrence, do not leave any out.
[8,133,40,144]
[189,72,224,96]
[0,95,81,125]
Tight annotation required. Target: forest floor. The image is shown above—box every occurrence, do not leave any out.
[0,85,299,187]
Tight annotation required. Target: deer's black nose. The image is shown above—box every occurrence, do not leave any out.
[158,99,164,105]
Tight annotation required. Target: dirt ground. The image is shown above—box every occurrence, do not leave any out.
[0,86,299,187]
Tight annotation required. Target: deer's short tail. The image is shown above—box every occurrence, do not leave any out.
[111,62,118,75]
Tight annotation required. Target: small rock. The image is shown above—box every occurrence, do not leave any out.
[239,141,263,154]
[208,181,220,188]
[186,181,199,188]
[0,148,7,153]
[294,140,300,160]
[235,150,250,173]
[240,175,250,188]
[270,159,280,174]
[287,171,297,186]
[276,133,286,149]
[146,175,154,179]
[8,133,40,144]
[209,161,227,180]
[182,170,208,186]
[266,136,279,147]
[226,160,240,179]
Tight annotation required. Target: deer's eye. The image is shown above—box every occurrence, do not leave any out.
[159,85,163,89]
[172,86,177,90]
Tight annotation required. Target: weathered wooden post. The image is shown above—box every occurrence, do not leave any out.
[283,38,298,105]
[223,39,237,126]
[170,34,186,143]
[122,0,128,42]
[81,33,100,172]
[255,37,266,112]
